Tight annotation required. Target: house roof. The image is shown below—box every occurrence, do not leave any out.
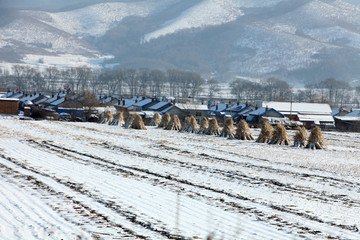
[210,103,227,112]
[50,97,65,106]
[226,103,247,112]
[262,101,332,115]
[1,92,18,98]
[20,93,40,102]
[148,101,170,110]
[114,97,143,109]
[346,110,360,117]
[160,106,174,115]
[133,98,153,107]
[0,98,19,102]
[248,107,283,117]
[335,116,360,122]
[11,92,24,99]
[297,114,334,123]
[34,96,48,105]
[176,103,208,111]
[237,106,254,115]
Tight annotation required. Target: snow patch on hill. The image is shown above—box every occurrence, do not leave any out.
[142,0,285,43]
[28,0,178,38]
[1,17,97,56]
[230,26,325,75]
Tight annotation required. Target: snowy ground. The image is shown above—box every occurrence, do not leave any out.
[0,117,359,239]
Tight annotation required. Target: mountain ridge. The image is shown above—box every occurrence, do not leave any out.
[1,0,360,85]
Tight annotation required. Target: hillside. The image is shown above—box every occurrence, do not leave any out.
[1,0,360,83]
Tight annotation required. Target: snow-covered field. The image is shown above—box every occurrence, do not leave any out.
[0,117,359,239]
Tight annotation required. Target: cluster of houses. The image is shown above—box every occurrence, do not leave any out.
[0,90,359,131]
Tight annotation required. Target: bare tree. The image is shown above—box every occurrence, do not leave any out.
[137,68,150,96]
[44,66,60,93]
[125,68,138,97]
[207,78,220,99]
[149,69,166,97]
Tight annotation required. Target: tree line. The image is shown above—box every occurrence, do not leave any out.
[0,65,359,107]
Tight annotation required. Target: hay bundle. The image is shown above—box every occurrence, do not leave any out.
[221,117,235,138]
[159,113,171,128]
[124,115,134,128]
[131,114,147,130]
[269,124,290,145]
[165,115,182,131]
[149,112,162,126]
[197,116,209,134]
[235,120,254,140]
[205,118,221,136]
[293,126,307,148]
[306,126,326,150]
[187,116,200,133]
[99,110,113,124]
[181,116,191,132]
[256,121,273,143]
[110,111,125,126]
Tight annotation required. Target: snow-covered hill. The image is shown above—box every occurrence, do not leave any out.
[1,0,360,82]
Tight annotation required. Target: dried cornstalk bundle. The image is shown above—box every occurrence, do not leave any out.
[235,120,254,140]
[197,116,209,134]
[165,115,182,131]
[131,114,147,130]
[221,117,235,138]
[124,115,134,129]
[149,112,162,126]
[269,124,290,145]
[181,116,191,132]
[256,121,273,143]
[306,126,327,150]
[187,116,199,133]
[110,111,125,126]
[293,126,307,148]
[104,110,113,125]
[159,113,171,128]
[205,118,221,136]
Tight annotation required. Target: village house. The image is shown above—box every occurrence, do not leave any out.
[246,107,286,125]
[334,110,360,131]
[0,98,19,115]
[261,101,334,128]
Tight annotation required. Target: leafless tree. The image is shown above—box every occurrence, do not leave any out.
[44,66,60,92]
[207,78,220,99]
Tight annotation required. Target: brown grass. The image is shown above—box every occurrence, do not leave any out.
[293,126,307,148]
[306,126,327,149]
[221,117,235,138]
[269,124,290,145]
[256,121,273,143]
[235,120,254,140]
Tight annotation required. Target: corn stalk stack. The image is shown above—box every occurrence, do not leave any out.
[220,117,235,138]
[159,113,171,128]
[205,118,221,136]
[293,126,307,148]
[306,126,327,150]
[235,120,254,140]
[256,121,273,143]
[149,112,162,126]
[165,115,182,131]
[197,116,209,134]
[269,124,290,145]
